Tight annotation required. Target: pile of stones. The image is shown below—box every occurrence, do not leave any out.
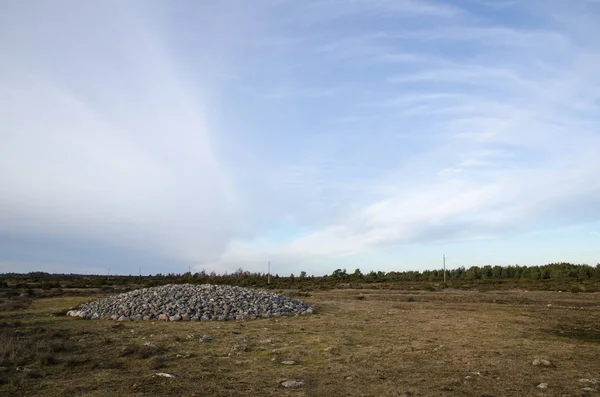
[66,284,314,321]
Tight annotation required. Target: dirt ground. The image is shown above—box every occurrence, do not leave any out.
[1,288,599,396]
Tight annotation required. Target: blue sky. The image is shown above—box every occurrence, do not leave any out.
[1,0,599,276]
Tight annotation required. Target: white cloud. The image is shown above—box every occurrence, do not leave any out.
[1,0,599,275]
[206,0,600,273]
[0,1,239,268]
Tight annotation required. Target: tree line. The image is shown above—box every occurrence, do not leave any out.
[2,262,599,292]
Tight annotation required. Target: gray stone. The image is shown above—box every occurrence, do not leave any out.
[532,359,553,367]
[281,380,304,388]
[155,372,176,378]
[537,383,549,389]
[281,360,296,365]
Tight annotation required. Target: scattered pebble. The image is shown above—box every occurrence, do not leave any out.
[281,380,304,388]
[582,387,597,392]
[201,335,214,342]
[155,372,176,378]
[281,360,296,365]
[537,383,549,389]
[532,359,553,367]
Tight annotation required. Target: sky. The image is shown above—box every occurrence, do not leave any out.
[1,0,599,276]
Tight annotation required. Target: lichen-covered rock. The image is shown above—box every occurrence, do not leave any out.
[66,284,313,322]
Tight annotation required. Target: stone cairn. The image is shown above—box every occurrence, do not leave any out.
[66,283,314,321]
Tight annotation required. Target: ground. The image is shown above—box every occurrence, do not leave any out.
[1,288,599,396]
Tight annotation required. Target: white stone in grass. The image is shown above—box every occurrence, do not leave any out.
[281,380,304,388]
[281,360,296,365]
[532,359,553,367]
[155,372,176,378]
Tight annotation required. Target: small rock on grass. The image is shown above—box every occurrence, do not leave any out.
[0,366,8,372]
[201,335,214,342]
[581,387,597,392]
[281,380,304,388]
[281,360,296,365]
[537,382,549,389]
[533,359,554,367]
[156,372,176,378]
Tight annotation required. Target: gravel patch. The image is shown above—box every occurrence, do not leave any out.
[66,284,314,321]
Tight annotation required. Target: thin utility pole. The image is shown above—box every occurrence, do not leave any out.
[268,261,271,285]
[443,254,447,283]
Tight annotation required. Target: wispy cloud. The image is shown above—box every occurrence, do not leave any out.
[1,0,599,275]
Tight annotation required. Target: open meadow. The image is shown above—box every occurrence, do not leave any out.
[1,287,599,397]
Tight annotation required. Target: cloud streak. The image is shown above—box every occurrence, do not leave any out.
[1,0,599,275]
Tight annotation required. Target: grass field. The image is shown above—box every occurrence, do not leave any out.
[1,288,599,396]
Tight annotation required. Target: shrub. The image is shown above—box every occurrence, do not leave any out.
[571,284,581,293]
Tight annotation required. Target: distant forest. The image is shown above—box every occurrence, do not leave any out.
[2,262,600,292]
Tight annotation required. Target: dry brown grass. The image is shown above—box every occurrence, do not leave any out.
[0,289,598,396]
